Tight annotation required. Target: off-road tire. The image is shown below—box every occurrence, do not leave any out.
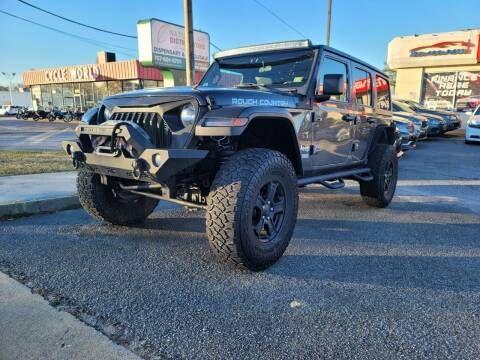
[77,170,158,225]
[360,144,398,208]
[206,148,298,271]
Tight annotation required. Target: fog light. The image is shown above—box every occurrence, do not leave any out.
[152,153,164,167]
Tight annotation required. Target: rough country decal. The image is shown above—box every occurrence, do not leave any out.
[410,41,475,57]
[231,97,293,107]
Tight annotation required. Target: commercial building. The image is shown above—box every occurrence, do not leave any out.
[387,29,480,110]
[21,52,165,111]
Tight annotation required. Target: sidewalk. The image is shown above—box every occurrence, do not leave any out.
[0,172,79,218]
[0,272,140,360]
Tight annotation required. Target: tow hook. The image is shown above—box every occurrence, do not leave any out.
[131,158,147,180]
[72,151,85,169]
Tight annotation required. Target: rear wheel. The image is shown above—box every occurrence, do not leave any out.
[360,144,398,208]
[77,170,158,225]
[206,148,298,271]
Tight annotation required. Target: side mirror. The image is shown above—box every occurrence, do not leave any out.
[323,74,344,96]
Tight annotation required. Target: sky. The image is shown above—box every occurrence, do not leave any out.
[0,0,479,86]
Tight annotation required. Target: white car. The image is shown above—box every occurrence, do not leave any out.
[465,105,480,144]
[0,105,21,116]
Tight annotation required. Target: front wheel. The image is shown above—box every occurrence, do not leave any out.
[77,170,159,225]
[359,144,398,208]
[206,149,298,271]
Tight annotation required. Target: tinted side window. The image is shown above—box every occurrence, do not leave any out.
[375,75,391,110]
[353,68,372,106]
[317,57,348,102]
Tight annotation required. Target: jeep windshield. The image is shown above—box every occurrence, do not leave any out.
[199,49,315,94]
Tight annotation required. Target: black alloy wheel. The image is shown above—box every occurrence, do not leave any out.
[252,180,286,242]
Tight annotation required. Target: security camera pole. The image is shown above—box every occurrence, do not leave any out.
[183,0,195,86]
[326,0,332,46]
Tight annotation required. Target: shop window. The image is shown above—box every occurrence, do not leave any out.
[108,81,122,95]
[352,67,372,107]
[80,82,95,110]
[63,84,74,110]
[375,76,391,110]
[142,80,158,89]
[51,84,63,109]
[455,72,480,110]
[40,84,52,110]
[93,82,108,106]
[30,86,41,110]
[422,72,456,110]
[123,80,140,92]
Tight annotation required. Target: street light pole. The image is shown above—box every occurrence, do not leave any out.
[183,0,195,86]
[326,0,332,46]
[1,72,16,106]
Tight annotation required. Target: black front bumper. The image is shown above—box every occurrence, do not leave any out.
[63,122,208,183]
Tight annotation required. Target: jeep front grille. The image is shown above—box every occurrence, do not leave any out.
[110,112,172,148]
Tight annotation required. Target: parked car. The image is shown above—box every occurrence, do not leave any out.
[465,105,480,144]
[393,100,445,136]
[456,95,480,113]
[0,105,22,116]
[393,115,416,151]
[423,98,454,111]
[63,40,399,270]
[402,99,461,132]
[391,103,428,140]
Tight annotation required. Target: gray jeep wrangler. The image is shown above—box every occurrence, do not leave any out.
[64,40,398,270]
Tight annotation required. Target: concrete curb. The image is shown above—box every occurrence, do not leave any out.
[0,272,141,360]
[0,196,80,219]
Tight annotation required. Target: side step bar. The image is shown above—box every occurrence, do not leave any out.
[297,168,372,187]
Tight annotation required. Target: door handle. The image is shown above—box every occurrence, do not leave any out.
[342,114,356,122]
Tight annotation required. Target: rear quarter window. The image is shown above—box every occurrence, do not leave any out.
[375,75,391,110]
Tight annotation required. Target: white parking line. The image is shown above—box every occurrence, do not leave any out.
[28,128,71,144]
[397,179,480,186]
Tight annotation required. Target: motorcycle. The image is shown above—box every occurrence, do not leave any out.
[47,109,65,122]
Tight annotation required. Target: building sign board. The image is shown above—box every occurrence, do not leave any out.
[44,65,100,83]
[387,30,480,69]
[137,18,210,72]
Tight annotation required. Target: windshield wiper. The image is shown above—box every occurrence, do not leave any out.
[234,83,269,90]
[234,83,297,95]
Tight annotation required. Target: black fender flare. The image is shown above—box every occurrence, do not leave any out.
[239,107,303,175]
[367,124,396,155]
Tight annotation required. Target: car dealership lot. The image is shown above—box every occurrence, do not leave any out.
[0,130,479,359]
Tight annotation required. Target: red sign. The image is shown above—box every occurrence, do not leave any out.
[410,40,476,57]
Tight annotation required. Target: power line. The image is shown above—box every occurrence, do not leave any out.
[0,9,137,57]
[252,0,307,39]
[17,0,222,52]
[17,0,137,39]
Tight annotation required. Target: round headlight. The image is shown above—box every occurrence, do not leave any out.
[180,103,196,127]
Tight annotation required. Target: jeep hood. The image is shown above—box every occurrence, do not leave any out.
[103,86,301,109]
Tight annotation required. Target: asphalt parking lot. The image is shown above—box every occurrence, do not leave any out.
[0,117,76,151]
[1,130,479,359]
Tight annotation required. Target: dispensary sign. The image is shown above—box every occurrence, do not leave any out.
[137,18,210,72]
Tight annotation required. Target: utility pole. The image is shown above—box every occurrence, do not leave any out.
[183,0,195,86]
[1,72,16,106]
[326,0,332,46]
